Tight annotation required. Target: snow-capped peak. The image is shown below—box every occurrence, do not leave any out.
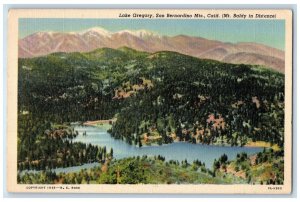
[28,31,60,40]
[80,27,111,36]
[31,27,161,40]
[116,29,159,38]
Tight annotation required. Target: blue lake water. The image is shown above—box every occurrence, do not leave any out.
[72,125,263,169]
[20,125,263,175]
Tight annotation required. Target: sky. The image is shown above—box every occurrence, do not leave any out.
[19,18,285,50]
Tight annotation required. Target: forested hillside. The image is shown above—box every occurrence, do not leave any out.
[18,47,284,153]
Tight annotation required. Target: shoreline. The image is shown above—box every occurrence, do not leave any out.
[80,121,280,151]
[83,119,116,126]
[244,141,280,151]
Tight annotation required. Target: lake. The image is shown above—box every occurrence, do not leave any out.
[20,125,263,175]
[72,125,263,169]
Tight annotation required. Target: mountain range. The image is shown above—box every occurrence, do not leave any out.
[19,27,285,73]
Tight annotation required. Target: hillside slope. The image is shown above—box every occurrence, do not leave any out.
[18,47,284,149]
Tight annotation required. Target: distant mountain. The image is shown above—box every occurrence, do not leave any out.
[19,27,285,73]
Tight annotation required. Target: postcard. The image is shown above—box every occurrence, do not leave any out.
[6,9,293,194]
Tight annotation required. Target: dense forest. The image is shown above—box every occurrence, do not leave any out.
[19,47,284,149]
[18,47,285,183]
[108,51,284,147]
[17,113,113,171]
